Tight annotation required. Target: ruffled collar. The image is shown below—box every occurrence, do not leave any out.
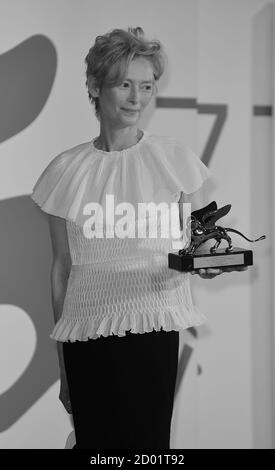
[31,129,211,233]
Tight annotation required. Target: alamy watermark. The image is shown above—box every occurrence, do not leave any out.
[81,194,191,250]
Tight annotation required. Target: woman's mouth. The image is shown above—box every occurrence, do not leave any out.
[121,108,139,113]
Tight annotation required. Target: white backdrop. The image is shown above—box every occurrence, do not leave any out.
[195,0,273,448]
[0,0,273,449]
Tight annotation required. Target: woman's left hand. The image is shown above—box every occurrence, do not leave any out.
[190,266,248,279]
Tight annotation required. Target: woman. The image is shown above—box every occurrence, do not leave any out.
[31,27,247,449]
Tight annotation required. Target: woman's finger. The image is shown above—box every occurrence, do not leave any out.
[66,401,72,414]
[198,268,222,278]
[190,268,223,277]
[216,266,249,273]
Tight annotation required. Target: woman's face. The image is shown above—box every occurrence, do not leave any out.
[97,57,155,126]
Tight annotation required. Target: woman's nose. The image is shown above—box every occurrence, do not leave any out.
[128,85,140,103]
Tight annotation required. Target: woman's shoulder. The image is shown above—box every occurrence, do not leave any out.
[30,140,93,208]
[146,132,200,162]
[145,130,212,194]
[30,139,96,224]
[47,140,92,168]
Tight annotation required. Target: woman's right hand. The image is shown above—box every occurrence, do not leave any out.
[190,266,248,278]
[59,371,72,414]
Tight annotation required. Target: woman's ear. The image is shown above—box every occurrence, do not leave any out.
[87,76,100,98]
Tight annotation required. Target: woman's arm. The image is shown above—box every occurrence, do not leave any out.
[178,184,208,217]
[48,214,72,373]
[48,214,72,413]
[178,187,206,237]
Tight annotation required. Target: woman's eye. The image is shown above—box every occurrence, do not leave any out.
[142,85,153,92]
[119,82,152,91]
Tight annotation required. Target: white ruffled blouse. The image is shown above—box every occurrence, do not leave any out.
[31,129,211,342]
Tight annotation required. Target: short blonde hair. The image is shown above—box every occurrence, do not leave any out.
[84,27,165,120]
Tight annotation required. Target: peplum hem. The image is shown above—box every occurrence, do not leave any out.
[50,306,207,342]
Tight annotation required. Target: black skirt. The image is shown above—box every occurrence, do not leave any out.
[63,327,179,449]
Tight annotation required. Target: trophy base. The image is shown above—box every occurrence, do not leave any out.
[168,247,253,272]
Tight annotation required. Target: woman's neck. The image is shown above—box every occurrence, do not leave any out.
[94,126,142,152]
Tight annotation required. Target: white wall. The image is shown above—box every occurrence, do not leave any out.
[250,2,273,449]
[195,0,273,449]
